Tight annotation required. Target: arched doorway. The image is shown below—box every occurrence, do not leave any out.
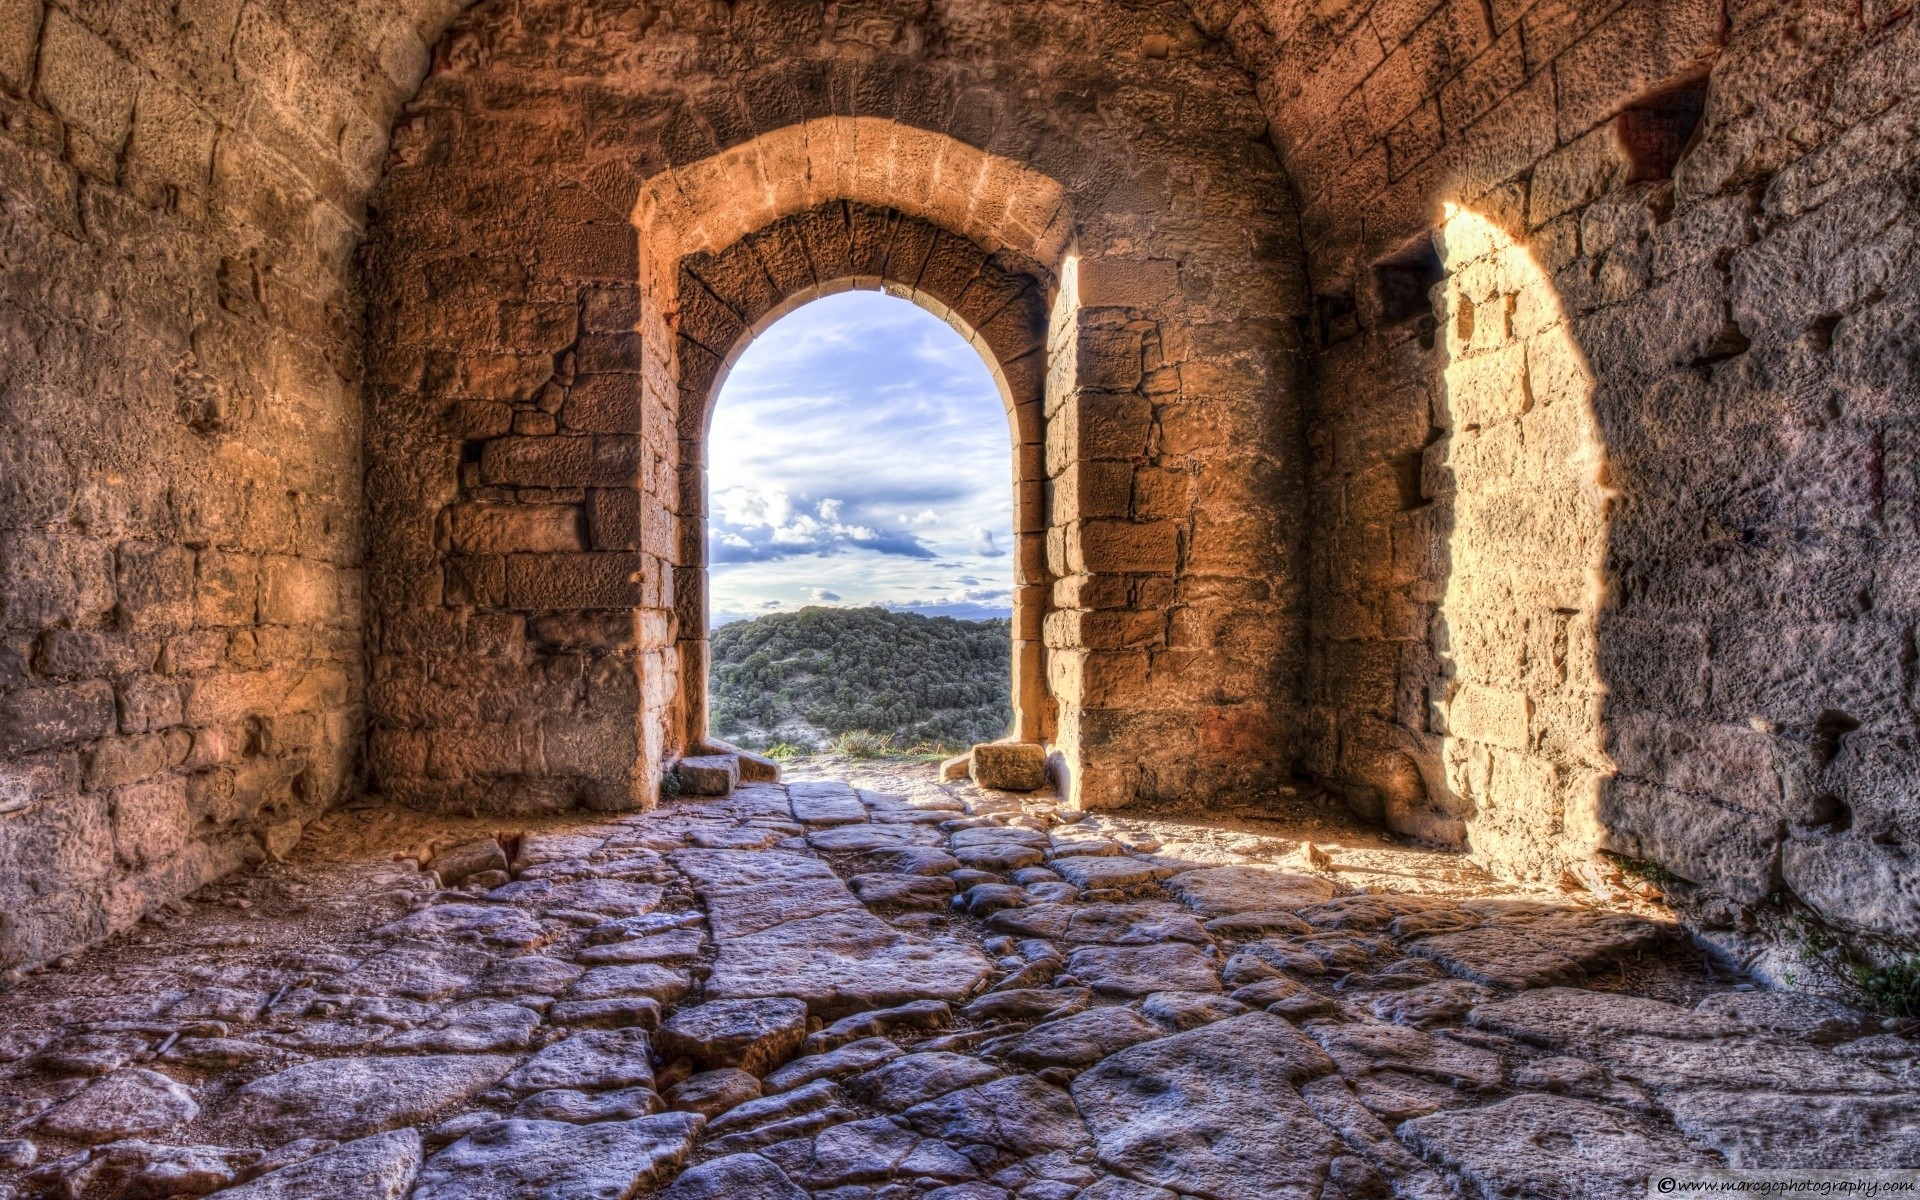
[664,202,1056,765]
[703,289,1016,754]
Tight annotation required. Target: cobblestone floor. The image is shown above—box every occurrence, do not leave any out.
[2,760,1915,1199]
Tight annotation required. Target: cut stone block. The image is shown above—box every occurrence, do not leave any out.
[970,742,1049,792]
[677,755,740,796]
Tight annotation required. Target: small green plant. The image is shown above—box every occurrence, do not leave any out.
[829,730,897,759]
[764,742,804,761]
[1611,853,1680,888]
[1852,956,1920,1019]
[659,772,683,802]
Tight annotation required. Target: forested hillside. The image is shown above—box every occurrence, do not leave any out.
[710,607,1011,751]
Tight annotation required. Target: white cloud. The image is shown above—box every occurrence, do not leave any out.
[969,526,1006,557]
[706,290,1013,613]
[810,588,841,602]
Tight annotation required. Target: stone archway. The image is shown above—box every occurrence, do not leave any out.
[662,200,1057,760]
[362,6,1312,819]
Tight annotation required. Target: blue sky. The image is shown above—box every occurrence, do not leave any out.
[707,290,1014,626]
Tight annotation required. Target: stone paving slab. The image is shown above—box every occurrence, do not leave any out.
[1,759,1914,1200]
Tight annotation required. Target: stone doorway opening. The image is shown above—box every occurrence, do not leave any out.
[701,288,1018,757]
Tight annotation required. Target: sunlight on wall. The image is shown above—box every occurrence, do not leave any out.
[1434,203,1617,883]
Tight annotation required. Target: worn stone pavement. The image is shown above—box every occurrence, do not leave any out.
[2,761,1916,1200]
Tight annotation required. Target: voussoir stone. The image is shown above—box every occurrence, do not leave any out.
[218,1056,513,1143]
[1072,1013,1340,1200]
[412,1113,703,1200]
[656,998,809,1076]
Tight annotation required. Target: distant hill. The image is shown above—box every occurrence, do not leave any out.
[709,606,1012,752]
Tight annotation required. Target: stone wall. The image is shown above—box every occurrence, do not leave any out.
[1215,0,1920,962]
[11,0,1916,978]
[0,0,468,970]
[362,0,1311,818]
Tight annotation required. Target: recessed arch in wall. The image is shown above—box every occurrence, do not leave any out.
[661,200,1057,762]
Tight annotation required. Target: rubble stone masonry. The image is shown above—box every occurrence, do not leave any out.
[0,0,470,968]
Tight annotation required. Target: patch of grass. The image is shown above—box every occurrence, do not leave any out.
[659,771,683,802]
[1851,956,1920,1019]
[829,730,899,759]
[1610,853,1681,888]
[763,742,805,761]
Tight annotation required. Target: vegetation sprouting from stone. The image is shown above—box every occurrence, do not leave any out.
[710,607,1011,752]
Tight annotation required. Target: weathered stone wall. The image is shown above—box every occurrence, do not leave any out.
[0,0,477,969]
[16,0,1914,981]
[363,0,1311,817]
[1216,0,1920,961]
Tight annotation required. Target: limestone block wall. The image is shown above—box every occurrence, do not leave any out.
[1218,0,1920,959]
[364,0,1311,817]
[0,0,469,970]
